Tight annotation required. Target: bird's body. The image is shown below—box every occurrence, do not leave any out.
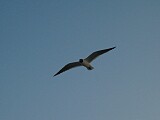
[79,59,94,70]
[54,47,116,76]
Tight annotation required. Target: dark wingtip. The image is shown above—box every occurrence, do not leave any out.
[53,73,59,77]
[112,46,116,49]
[53,75,56,77]
[53,69,63,77]
[108,46,116,51]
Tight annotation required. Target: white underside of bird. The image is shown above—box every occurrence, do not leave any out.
[54,47,116,76]
[80,59,94,70]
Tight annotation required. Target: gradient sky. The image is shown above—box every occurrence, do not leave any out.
[1,0,160,120]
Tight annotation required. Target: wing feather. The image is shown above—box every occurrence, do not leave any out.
[54,62,82,76]
[85,47,116,63]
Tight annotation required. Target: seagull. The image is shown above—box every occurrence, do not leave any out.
[54,47,116,76]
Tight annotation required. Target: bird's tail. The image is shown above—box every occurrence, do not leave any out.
[87,66,94,70]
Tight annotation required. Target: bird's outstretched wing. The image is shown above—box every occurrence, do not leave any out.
[54,62,82,76]
[85,47,116,63]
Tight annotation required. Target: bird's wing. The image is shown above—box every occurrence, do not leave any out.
[85,47,116,63]
[54,62,82,76]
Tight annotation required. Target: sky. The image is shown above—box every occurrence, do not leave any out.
[0,0,160,120]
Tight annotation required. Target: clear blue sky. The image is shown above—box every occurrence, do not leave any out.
[1,0,160,120]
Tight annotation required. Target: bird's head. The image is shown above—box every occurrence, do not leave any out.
[79,59,83,63]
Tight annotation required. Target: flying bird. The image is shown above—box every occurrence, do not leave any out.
[54,47,116,76]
